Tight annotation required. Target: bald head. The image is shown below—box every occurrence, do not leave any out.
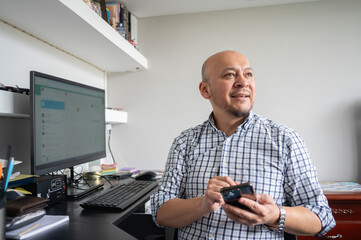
[201,51,250,84]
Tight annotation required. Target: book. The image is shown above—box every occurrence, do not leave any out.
[0,159,22,168]
[106,2,120,30]
[130,13,138,47]
[5,215,69,239]
[90,1,102,17]
[82,0,101,18]
[106,2,120,23]
[120,3,129,40]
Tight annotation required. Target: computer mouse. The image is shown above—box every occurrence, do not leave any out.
[135,171,157,181]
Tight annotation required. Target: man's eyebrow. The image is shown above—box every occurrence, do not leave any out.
[222,67,237,72]
[221,67,253,72]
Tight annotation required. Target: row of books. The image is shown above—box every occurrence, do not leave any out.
[83,0,138,48]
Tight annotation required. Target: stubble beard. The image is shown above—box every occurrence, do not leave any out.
[228,107,251,119]
[209,89,253,120]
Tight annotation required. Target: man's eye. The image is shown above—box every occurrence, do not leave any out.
[245,72,253,78]
[224,73,235,78]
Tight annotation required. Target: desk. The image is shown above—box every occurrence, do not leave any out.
[298,188,361,239]
[7,178,159,240]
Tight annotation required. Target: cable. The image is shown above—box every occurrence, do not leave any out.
[108,128,116,164]
[86,172,113,186]
[107,124,129,167]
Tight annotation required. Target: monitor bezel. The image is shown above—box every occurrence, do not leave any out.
[30,71,106,176]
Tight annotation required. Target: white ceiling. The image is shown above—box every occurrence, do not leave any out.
[118,0,320,18]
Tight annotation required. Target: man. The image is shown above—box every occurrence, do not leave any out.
[150,50,335,239]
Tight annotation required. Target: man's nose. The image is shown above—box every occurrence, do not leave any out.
[234,75,249,88]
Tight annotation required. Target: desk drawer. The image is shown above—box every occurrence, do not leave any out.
[329,201,361,221]
[298,223,361,239]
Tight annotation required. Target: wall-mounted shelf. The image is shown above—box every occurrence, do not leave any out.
[0,92,128,124]
[0,91,29,118]
[106,109,128,125]
[0,0,148,72]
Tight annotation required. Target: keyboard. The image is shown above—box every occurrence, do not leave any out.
[80,180,158,210]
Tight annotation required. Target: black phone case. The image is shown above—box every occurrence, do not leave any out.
[220,182,256,211]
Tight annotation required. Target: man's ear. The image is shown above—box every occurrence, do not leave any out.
[199,82,211,99]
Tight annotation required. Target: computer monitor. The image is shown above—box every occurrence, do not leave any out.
[30,71,106,179]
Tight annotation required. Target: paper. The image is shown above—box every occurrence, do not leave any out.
[13,188,32,195]
[5,215,69,239]
[0,159,22,167]
[10,172,21,179]
[9,174,38,182]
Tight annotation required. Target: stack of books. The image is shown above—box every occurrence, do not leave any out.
[82,0,138,48]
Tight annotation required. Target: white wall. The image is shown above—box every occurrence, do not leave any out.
[0,21,105,89]
[107,0,361,181]
[0,20,105,173]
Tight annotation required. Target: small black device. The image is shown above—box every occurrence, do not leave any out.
[220,182,256,211]
[134,171,157,181]
[22,175,67,204]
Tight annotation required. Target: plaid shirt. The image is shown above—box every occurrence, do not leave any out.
[151,112,335,239]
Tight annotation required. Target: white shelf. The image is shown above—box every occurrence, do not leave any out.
[0,91,29,118]
[0,0,148,72]
[0,92,128,123]
[105,109,128,124]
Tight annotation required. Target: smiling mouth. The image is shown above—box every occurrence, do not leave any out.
[231,92,250,99]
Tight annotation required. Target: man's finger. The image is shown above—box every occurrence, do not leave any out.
[239,197,260,213]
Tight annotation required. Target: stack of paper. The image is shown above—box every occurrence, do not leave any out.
[101,163,117,175]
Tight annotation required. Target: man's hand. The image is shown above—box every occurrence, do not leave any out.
[156,175,238,228]
[222,193,280,227]
[157,176,322,235]
[202,176,237,213]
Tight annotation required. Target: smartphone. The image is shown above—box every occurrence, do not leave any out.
[220,182,256,211]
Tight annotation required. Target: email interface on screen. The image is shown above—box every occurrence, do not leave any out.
[33,74,105,173]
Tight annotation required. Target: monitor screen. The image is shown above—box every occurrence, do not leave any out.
[30,71,106,176]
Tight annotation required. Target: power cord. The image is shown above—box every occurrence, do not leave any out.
[108,126,116,164]
[107,124,129,167]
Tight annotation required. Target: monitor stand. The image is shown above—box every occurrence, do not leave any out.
[66,167,104,199]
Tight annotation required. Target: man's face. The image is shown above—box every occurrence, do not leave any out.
[200,51,256,119]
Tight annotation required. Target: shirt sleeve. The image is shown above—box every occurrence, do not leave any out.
[150,134,188,227]
[283,130,336,237]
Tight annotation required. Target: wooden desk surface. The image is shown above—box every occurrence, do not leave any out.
[8,178,158,240]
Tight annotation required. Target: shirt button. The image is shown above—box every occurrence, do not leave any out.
[226,138,231,142]
[208,233,214,239]
[222,162,228,167]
